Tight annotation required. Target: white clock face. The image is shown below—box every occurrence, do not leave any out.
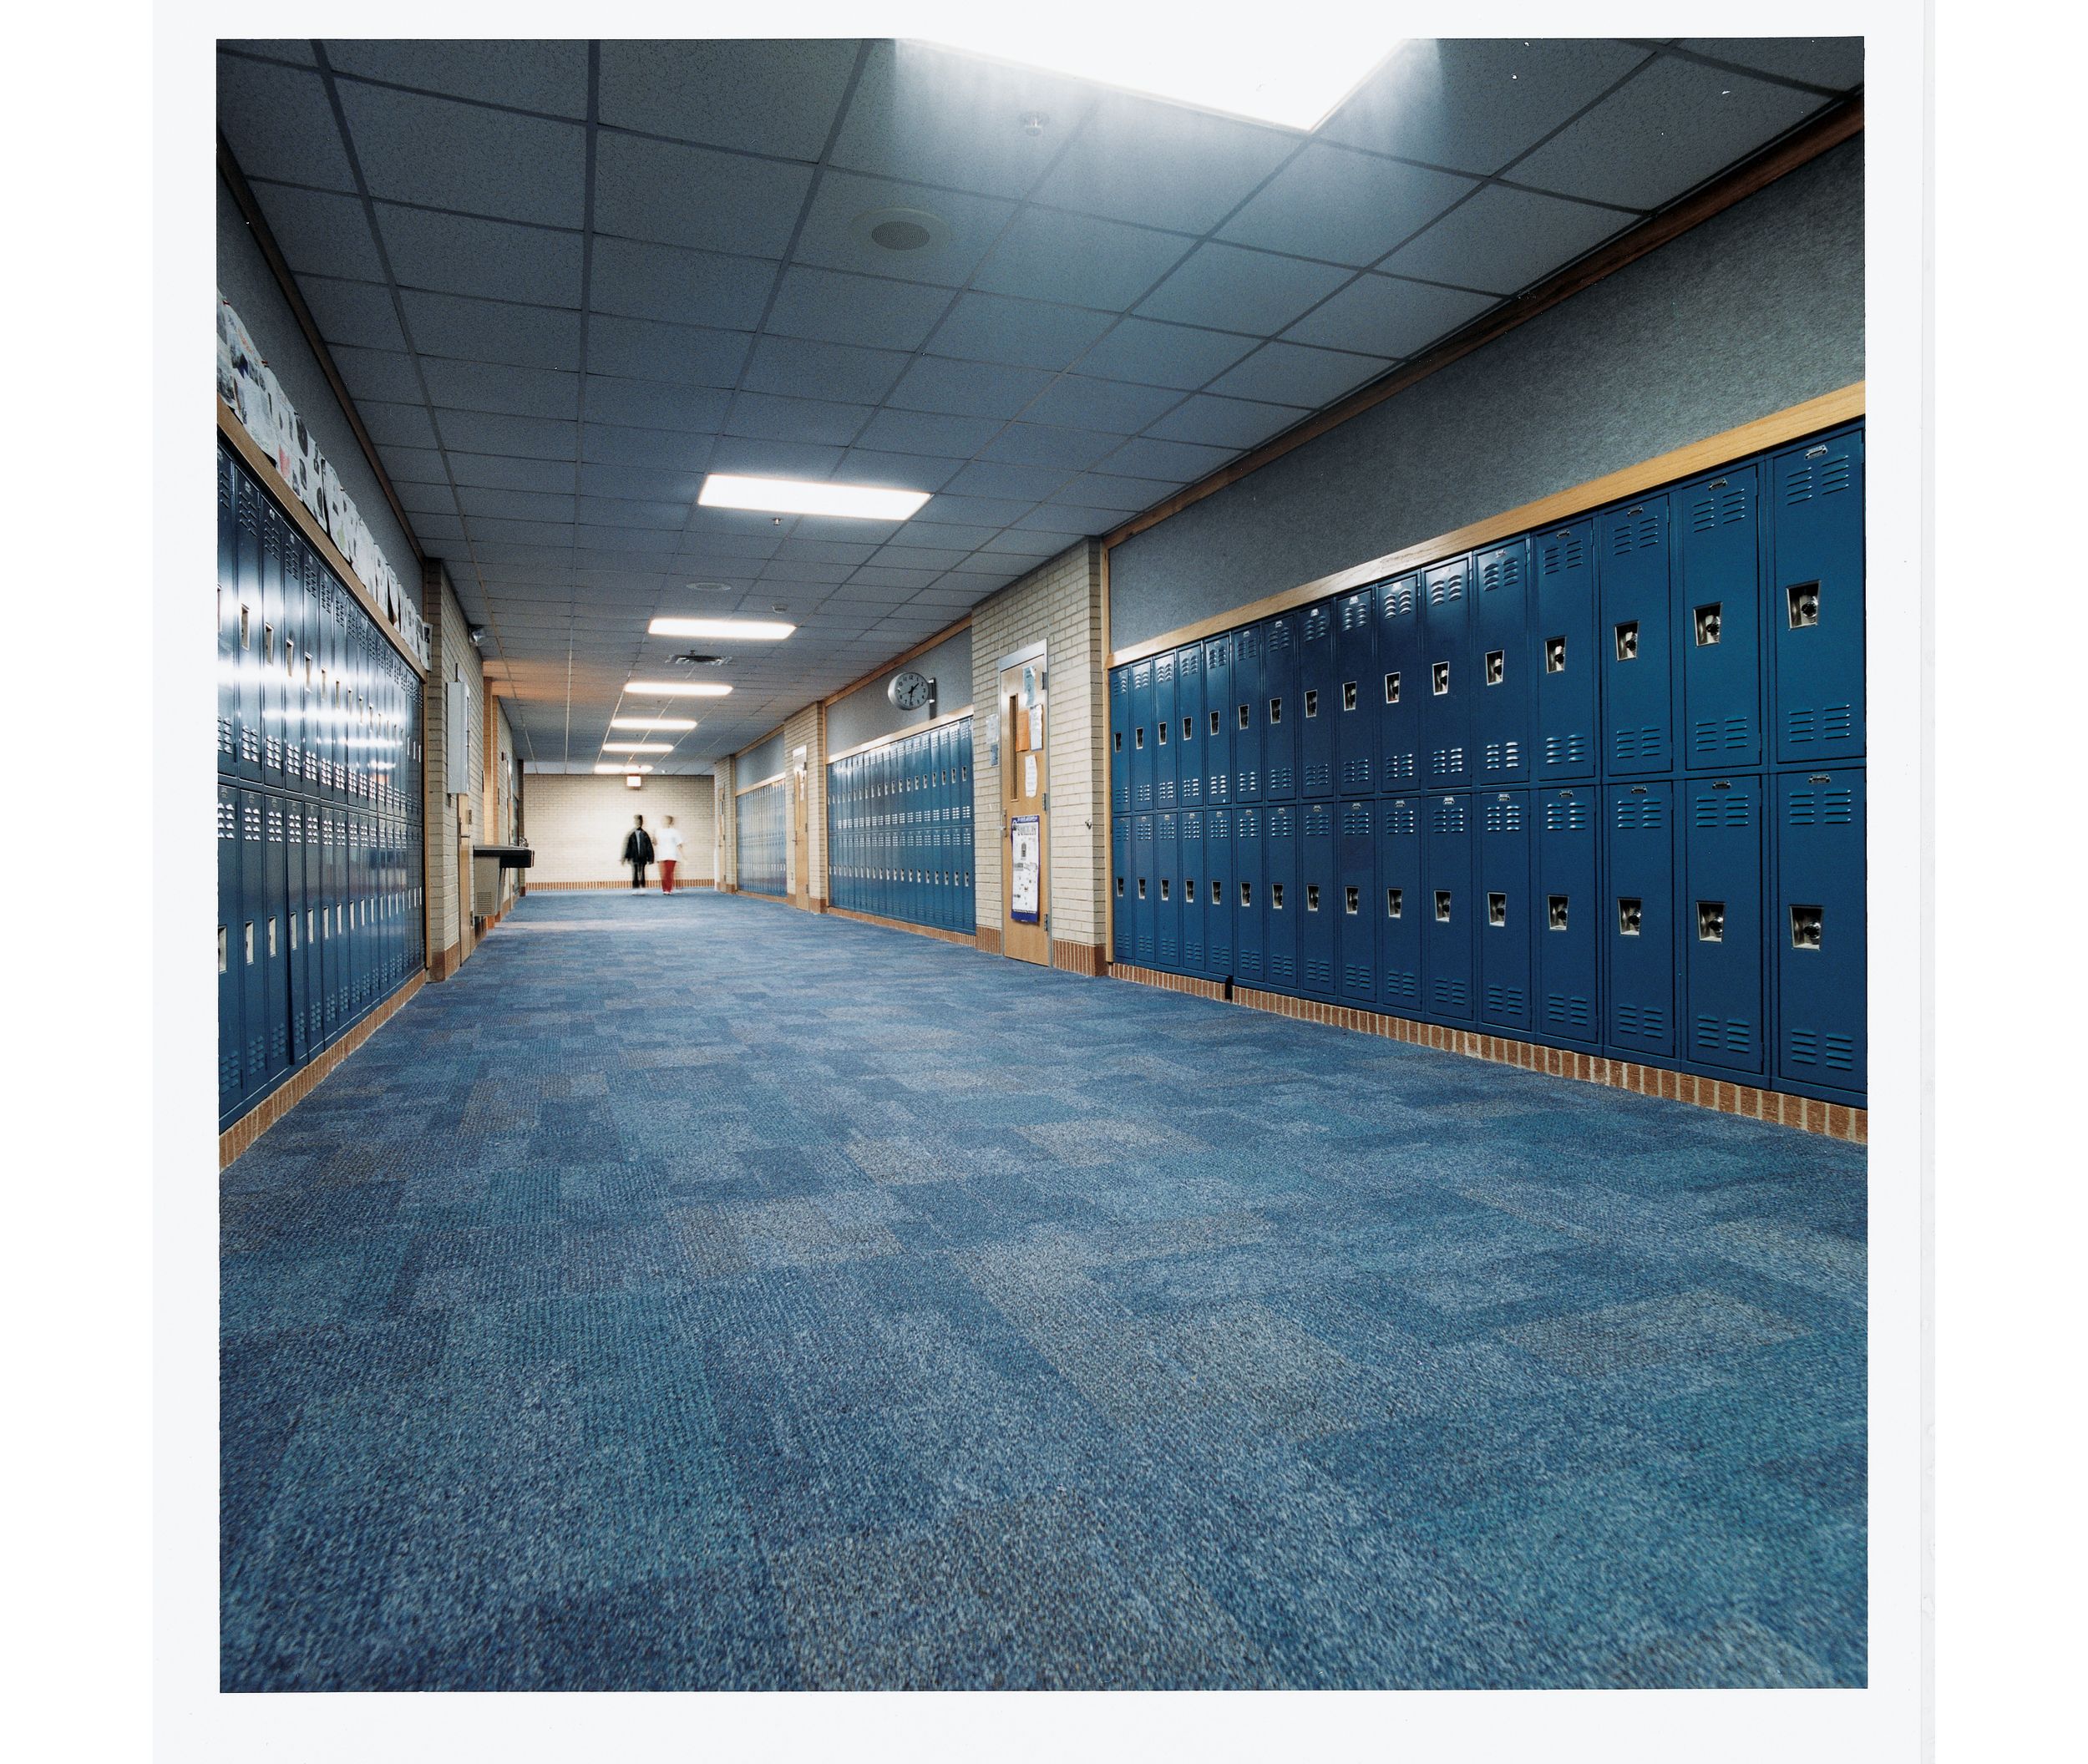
[889,670,931,710]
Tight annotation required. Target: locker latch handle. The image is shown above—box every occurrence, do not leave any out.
[1386,888,1403,919]
[1788,584,1821,629]
[1487,893,1507,927]
[1484,651,1504,687]
[1617,898,1644,935]
[1548,895,1569,930]
[1434,890,1452,922]
[1697,900,1726,942]
[1385,672,1401,704]
[1694,603,1722,646]
[1614,621,1639,662]
[1431,662,1449,696]
[1791,905,1824,950]
[1544,636,1566,673]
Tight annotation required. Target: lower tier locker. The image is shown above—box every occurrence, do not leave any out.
[1684,775,1766,1076]
[1776,768,1866,1099]
[1156,810,1181,971]
[217,786,245,1118]
[1604,780,1678,1060]
[1131,814,1155,967]
[1422,793,1474,1021]
[1535,787,1599,1044]
[1479,789,1533,1034]
[1112,817,1130,960]
[238,790,268,1092]
[1377,796,1422,1011]
[1180,810,1206,972]
[1204,807,1234,980]
[1337,798,1376,1005]
[1233,807,1264,985]
[1264,803,1298,991]
[322,811,343,1040]
[286,803,309,1064]
[262,795,291,1082]
[1299,800,1336,997]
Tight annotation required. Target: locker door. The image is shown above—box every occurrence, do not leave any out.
[1599,496,1679,774]
[1604,781,1678,1058]
[1771,430,1865,765]
[1132,814,1155,966]
[217,449,239,776]
[1422,557,1473,788]
[1130,658,1155,813]
[1533,521,1597,781]
[1296,601,1335,798]
[1337,798,1376,1004]
[233,469,263,783]
[1181,809,1206,971]
[1377,795,1422,1013]
[1680,464,1766,770]
[1232,622,1264,803]
[1264,802,1298,991]
[1536,787,1599,1044]
[1334,587,1376,796]
[286,803,309,1062]
[238,789,269,1092]
[1478,789,1533,1033]
[1775,768,1866,1097]
[260,511,288,788]
[284,545,311,791]
[316,810,336,1038]
[1176,641,1204,807]
[1205,806,1234,979]
[1233,805,1264,985]
[1298,799,1335,996]
[1156,810,1181,970]
[1153,649,1178,811]
[1262,614,1299,800]
[1474,539,1533,785]
[1112,815,1132,960]
[1376,573,1422,790]
[1202,633,1232,806]
[217,786,245,1115]
[262,793,290,1080]
[1110,666,1133,816]
[1685,775,1766,1075]
[1421,793,1474,1021]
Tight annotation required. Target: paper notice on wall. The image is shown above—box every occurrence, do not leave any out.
[1022,753,1037,798]
[1011,814,1041,924]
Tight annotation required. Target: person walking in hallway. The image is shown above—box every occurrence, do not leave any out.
[657,815,684,894]
[622,815,654,890]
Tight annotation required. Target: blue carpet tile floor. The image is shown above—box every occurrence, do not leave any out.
[221,888,1866,1691]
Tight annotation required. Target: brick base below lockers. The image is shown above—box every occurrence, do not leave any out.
[1107,963,1865,1143]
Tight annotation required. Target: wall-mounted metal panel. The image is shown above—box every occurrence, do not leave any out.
[1776,767,1866,1097]
[1679,464,1766,770]
[1535,785,1599,1044]
[1684,773,1766,1075]
[1421,792,1474,1020]
[1478,788,1533,1033]
[1771,428,1865,765]
[1598,496,1677,775]
[1473,539,1533,786]
[1422,557,1473,788]
[1297,600,1336,799]
[1604,780,1677,1058]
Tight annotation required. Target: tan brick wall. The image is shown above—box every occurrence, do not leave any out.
[782,702,828,900]
[519,773,717,886]
[969,540,1107,947]
[420,561,487,965]
[712,758,736,888]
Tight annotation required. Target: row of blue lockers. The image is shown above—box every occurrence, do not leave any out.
[737,782,788,898]
[827,718,977,933]
[1112,769,1865,1106]
[1109,423,1863,812]
[219,440,423,820]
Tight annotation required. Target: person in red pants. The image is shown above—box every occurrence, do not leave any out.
[657,814,684,893]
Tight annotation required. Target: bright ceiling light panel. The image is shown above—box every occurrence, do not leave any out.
[697,474,930,521]
[647,617,797,641]
[915,19,1405,131]
[595,763,652,774]
[601,742,672,753]
[611,717,698,731]
[624,680,733,697]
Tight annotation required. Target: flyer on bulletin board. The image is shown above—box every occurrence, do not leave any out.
[1011,814,1041,924]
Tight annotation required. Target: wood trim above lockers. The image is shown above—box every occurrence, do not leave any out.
[218,400,429,679]
[820,615,973,709]
[734,768,792,796]
[824,705,978,765]
[1105,381,1864,669]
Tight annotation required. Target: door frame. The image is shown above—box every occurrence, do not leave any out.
[997,643,1049,966]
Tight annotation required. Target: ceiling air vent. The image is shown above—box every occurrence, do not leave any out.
[670,651,732,667]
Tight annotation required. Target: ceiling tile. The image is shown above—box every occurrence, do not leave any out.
[970,206,1191,311]
[850,565,942,591]
[584,317,749,392]
[222,39,313,65]
[299,276,408,352]
[248,182,387,281]
[907,493,1036,527]
[1134,243,1351,335]
[1377,185,1633,297]
[926,292,1114,373]
[785,514,904,545]
[1072,317,1260,390]
[448,451,576,492]
[705,436,848,479]
[1091,435,1234,480]
[1206,340,1393,407]
[577,496,690,531]
[466,515,575,547]
[1052,473,1176,513]
[579,422,716,472]
[834,449,967,492]
[1016,374,1183,435]
[457,485,577,523]
[1280,273,1496,357]
[434,409,577,459]
[420,357,580,419]
[790,170,1016,288]
[725,392,874,448]
[597,38,859,158]
[941,460,1072,501]
[888,357,1053,420]
[888,519,996,552]
[1510,59,1826,212]
[760,560,854,585]
[1217,144,1476,267]
[374,203,584,306]
[580,374,732,433]
[765,266,954,352]
[323,38,589,115]
[337,83,585,227]
[594,131,813,258]
[1145,393,1308,451]
[398,290,581,370]
[1031,92,1296,233]
[679,532,782,560]
[587,236,774,330]
[580,462,704,501]
[377,444,448,483]
[981,527,1067,556]
[1680,38,1864,92]
[1015,504,1114,535]
[850,408,1004,458]
[356,400,439,449]
[773,538,879,565]
[393,480,458,516]
[330,344,423,406]
[412,514,466,542]
[874,545,971,571]
[1320,38,1650,175]
[741,335,910,403]
[977,423,1117,472]
[218,55,355,190]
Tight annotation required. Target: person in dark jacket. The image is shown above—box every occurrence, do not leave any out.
[622,816,655,889]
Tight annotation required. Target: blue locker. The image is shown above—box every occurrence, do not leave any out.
[1132,814,1155,967]
[1153,649,1178,812]
[1533,521,1597,781]
[317,808,338,1039]
[1771,430,1865,765]
[1334,588,1376,795]
[1112,816,1131,960]
[1262,614,1299,800]
[1233,805,1264,984]
[1422,557,1472,788]
[1685,774,1767,1076]
[217,451,239,775]
[1297,601,1335,798]
[1604,781,1677,1059]
[1232,622,1264,803]
[1478,789,1533,1033]
[1598,496,1678,775]
[1377,795,1422,1012]
[1536,787,1599,1044]
[217,786,244,1115]
[1110,666,1133,816]
[1202,633,1232,806]
[286,803,310,1062]
[1474,539,1533,785]
[1129,658,1154,813]
[1298,798,1335,996]
[232,471,263,783]
[1775,768,1866,1097]
[1680,464,1766,770]
[1376,572,1422,790]
[1421,793,1474,1020]
[1181,809,1206,971]
[1176,642,1204,807]
[1205,806,1234,979]
[1337,797,1376,1004]
[1156,810,1181,970]
[238,789,268,1089]
[1264,801,1297,991]
[285,546,311,790]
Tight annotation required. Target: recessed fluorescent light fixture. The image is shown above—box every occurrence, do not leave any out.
[698,474,930,521]
[648,617,796,641]
[914,20,1405,131]
[611,717,698,731]
[625,680,733,697]
[595,763,652,774]
[601,742,672,753]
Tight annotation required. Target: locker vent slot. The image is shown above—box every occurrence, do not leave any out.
[1434,890,1452,922]
[1787,583,1821,628]
[1614,1003,1666,1041]
[1824,1034,1856,1072]
[1385,672,1401,704]
[1542,732,1588,767]
[1386,753,1416,781]
[1544,636,1566,673]
[1432,979,1468,1009]
[1386,969,1418,999]
[1788,1026,1818,1065]
[1790,905,1823,950]
[1430,746,1465,776]
[1614,621,1639,661]
[1487,893,1507,927]
[1388,802,1416,835]
[1543,796,1589,832]
[1617,897,1644,935]
[1540,530,1586,572]
[1546,994,1593,1028]
[1694,604,1722,646]
[1482,741,1523,776]
[1548,895,1569,930]
[1486,986,1527,1016]
[1696,900,1726,941]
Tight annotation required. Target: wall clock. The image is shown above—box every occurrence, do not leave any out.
[887,669,934,712]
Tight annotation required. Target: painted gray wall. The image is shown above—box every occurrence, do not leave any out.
[736,727,789,784]
[217,171,423,616]
[825,627,976,755]
[1109,135,1863,649]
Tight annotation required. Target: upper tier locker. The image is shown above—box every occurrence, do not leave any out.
[1422,556,1472,788]
[1376,572,1422,789]
[1153,649,1178,812]
[1604,779,1678,1060]
[1680,464,1766,770]
[1536,786,1599,1044]
[1111,666,1132,816]
[1202,633,1232,807]
[1263,612,1300,800]
[1297,600,1335,798]
[1775,768,1866,1098]
[1422,793,1474,1020]
[1204,804,1234,980]
[1599,495,1679,775]
[1479,789,1533,1035]
[1377,794,1421,1011]
[1176,641,1204,808]
[1299,798,1335,996]
[261,504,287,790]
[1337,797,1376,1004]
[1232,621,1264,803]
[1180,808,1206,971]
[1533,520,1596,780]
[232,469,262,783]
[1129,657,1154,813]
[1264,801,1298,991]
[1233,804,1264,985]
[217,450,238,775]
[1684,774,1767,1078]
[1474,538,1533,785]
[1334,586,1375,794]
[1771,428,1865,766]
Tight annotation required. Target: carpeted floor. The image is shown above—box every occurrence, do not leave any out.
[221,888,1866,1691]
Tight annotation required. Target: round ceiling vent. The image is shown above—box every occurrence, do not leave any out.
[849,205,949,256]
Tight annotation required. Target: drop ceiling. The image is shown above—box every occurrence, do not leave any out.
[217,35,1861,773]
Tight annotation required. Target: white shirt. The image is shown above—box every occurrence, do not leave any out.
[657,825,686,860]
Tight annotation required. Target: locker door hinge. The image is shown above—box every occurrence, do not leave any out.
[1041,792,1049,810]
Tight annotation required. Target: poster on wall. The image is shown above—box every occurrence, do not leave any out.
[1011,814,1041,925]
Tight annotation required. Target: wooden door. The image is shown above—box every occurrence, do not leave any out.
[999,660,1048,964]
[792,764,810,909]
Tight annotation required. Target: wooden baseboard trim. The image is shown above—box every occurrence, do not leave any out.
[827,906,981,948]
[219,972,426,1168]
